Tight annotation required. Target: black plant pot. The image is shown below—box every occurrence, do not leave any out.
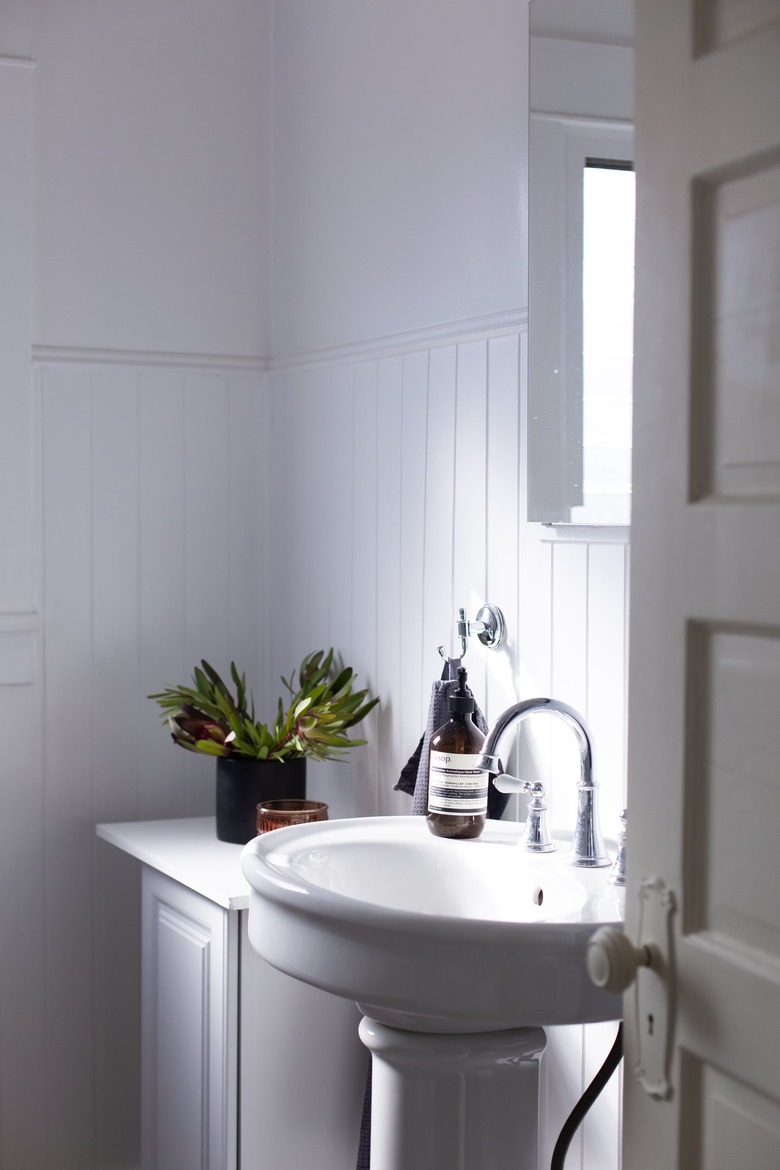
[215,756,307,844]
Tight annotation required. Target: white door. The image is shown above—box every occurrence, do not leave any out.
[624,0,780,1166]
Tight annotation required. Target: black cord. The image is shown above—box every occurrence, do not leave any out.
[550,1023,624,1170]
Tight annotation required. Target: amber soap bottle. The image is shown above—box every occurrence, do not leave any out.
[426,667,488,840]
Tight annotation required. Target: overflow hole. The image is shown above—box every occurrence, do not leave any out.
[532,886,544,906]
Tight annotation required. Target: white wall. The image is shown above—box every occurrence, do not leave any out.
[0,3,272,1168]
[267,3,626,1168]
[37,362,266,1169]
[0,1,627,1168]
[32,0,271,358]
[270,0,527,356]
[266,333,627,1170]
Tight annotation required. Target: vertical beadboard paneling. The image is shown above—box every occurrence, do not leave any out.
[348,361,379,818]
[394,350,429,808]
[182,371,232,663]
[375,357,404,812]
[286,368,318,665]
[586,541,628,840]
[453,340,488,707]
[303,366,333,651]
[26,334,626,1170]
[539,1024,588,1170]
[255,372,274,712]
[422,346,457,673]
[551,541,589,709]
[582,1020,623,1170]
[27,325,631,1170]
[268,367,299,680]
[38,358,266,1170]
[226,372,263,690]
[182,372,232,816]
[582,540,626,1170]
[519,327,554,720]
[325,364,355,675]
[89,369,143,1166]
[41,367,97,1170]
[30,336,628,1170]
[138,371,188,820]
[544,532,590,1170]
[0,666,45,1170]
[486,335,521,726]
[94,840,141,1169]
[90,370,142,823]
[547,541,589,838]
[269,331,629,869]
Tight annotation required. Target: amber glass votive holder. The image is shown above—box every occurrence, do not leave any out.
[256,798,329,835]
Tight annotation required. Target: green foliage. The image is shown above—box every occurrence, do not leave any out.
[148,650,379,763]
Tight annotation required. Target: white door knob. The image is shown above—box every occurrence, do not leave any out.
[586,926,653,994]
[589,879,674,1100]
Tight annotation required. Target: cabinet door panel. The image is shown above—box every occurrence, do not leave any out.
[142,869,238,1170]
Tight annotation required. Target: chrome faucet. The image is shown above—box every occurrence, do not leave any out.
[482,698,610,868]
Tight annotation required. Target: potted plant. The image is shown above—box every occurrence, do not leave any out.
[149,649,379,843]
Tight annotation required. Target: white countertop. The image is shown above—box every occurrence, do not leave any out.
[96,816,250,910]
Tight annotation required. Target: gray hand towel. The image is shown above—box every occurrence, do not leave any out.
[410,676,490,814]
[397,673,509,819]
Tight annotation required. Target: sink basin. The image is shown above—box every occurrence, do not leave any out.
[241,815,624,1033]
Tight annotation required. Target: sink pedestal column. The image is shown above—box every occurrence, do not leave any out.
[359,1018,546,1170]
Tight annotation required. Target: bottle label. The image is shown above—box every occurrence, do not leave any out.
[428,751,489,815]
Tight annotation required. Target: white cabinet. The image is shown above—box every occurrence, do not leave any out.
[99,817,367,1170]
[142,869,239,1170]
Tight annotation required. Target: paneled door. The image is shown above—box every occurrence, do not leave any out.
[624,0,780,1166]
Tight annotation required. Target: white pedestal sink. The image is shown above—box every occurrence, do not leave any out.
[241,816,624,1170]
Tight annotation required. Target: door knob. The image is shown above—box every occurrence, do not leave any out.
[586,878,676,1101]
[586,926,654,994]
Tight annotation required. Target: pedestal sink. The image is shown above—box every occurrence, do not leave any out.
[241,816,624,1170]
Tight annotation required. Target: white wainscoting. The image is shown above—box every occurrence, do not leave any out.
[19,339,627,1169]
[29,358,267,1170]
[268,328,627,1170]
[267,332,525,821]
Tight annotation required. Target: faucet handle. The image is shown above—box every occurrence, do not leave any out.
[522,781,555,854]
[608,809,627,886]
[490,774,556,854]
[490,770,528,794]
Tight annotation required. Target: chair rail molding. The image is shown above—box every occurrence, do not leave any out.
[32,345,269,373]
[268,308,528,373]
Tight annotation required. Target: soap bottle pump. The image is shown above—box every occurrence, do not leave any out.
[426,666,488,840]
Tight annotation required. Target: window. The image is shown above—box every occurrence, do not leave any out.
[528,116,635,524]
[577,160,635,522]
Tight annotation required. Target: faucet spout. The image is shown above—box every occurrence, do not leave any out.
[483,698,610,868]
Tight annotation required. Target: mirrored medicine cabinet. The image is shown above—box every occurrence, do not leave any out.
[527,0,635,526]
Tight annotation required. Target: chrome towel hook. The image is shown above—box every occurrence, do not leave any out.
[437,603,506,666]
